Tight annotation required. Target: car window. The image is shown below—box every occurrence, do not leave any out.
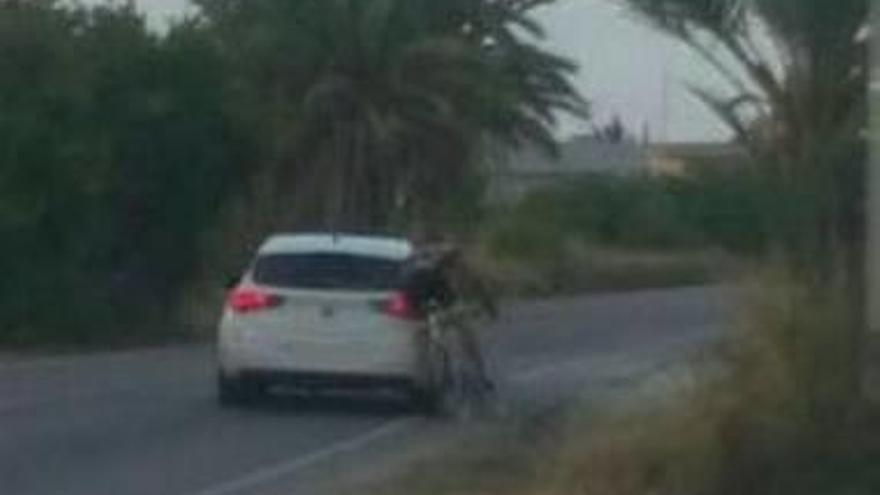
[252,253,403,291]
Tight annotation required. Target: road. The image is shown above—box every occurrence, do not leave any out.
[0,286,731,495]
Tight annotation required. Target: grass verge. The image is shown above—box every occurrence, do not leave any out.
[352,268,880,495]
[470,240,739,297]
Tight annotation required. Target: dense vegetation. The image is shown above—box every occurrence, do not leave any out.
[355,0,876,488]
[0,4,253,344]
[0,0,585,345]
[484,169,770,260]
[623,0,868,275]
[464,170,757,296]
[620,0,870,417]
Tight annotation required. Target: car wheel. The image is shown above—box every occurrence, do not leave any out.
[218,373,264,407]
[409,384,443,416]
[411,356,453,417]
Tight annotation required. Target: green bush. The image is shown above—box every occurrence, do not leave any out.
[483,171,771,263]
[484,214,568,261]
[667,169,771,255]
[0,4,254,346]
[434,171,491,239]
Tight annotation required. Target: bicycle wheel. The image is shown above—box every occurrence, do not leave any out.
[416,319,454,417]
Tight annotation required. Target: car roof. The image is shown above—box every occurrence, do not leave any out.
[258,233,413,260]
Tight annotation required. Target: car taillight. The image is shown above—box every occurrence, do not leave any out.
[228,286,283,314]
[382,291,418,320]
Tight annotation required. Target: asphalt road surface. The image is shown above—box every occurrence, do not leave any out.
[0,286,731,495]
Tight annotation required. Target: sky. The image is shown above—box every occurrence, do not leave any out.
[533,0,731,142]
[94,0,733,143]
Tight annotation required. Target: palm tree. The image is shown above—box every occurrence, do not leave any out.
[619,0,867,272]
[618,0,869,398]
[197,0,587,231]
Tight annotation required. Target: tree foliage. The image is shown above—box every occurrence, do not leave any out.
[618,0,869,404]
[196,0,587,231]
[0,0,585,344]
[0,1,251,343]
[487,171,770,257]
[620,0,868,275]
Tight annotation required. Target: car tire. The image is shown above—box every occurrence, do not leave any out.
[410,385,444,416]
[411,354,452,417]
[218,373,264,407]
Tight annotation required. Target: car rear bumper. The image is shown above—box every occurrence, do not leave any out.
[218,339,429,387]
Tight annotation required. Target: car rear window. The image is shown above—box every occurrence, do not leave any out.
[252,253,403,291]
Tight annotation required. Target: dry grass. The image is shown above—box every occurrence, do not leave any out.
[349,418,557,495]
[470,239,737,297]
[541,269,874,495]
[357,268,879,495]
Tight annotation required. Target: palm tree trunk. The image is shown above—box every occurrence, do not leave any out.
[841,153,868,403]
[325,123,346,232]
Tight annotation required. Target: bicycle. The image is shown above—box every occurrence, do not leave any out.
[420,300,498,418]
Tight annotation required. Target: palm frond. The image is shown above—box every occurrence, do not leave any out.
[687,84,760,148]
[207,0,588,229]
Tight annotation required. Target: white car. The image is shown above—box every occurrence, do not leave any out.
[217,233,435,407]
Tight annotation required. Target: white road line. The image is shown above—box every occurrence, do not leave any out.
[186,355,647,495]
[189,419,416,495]
[2,330,709,493]
[183,357,581,495]
[185,350,670,495]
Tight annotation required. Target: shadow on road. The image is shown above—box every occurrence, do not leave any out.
[223,388,419,418]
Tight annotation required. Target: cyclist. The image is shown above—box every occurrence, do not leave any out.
[402,242,498,400]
